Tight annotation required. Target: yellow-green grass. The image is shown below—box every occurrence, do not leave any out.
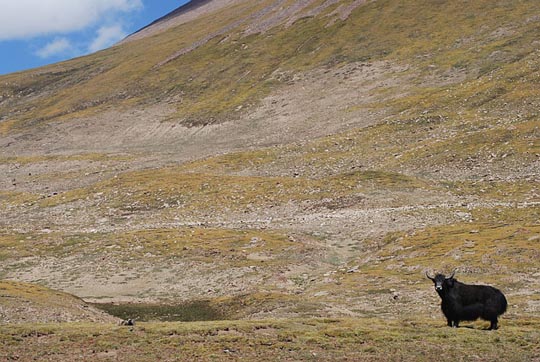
[303,115,538,180]
[174,122,422,179]
[339,219,540,289]
[2,0,539,129]
[379,117,539,164]
[101,227,307,266]
[379,223,539,269]
[0,226,311,269]
[0,191,38,207]
[4,107,532,214]
[0,281,115,324]
[471,206,540,226]
[393,43,540,115]
[0,280,70,302]
[174,113,536,187]
[0,1,273,128]
[34,165,431,213]
[15,112,532,213]
[0,318,538,361]
[442,181,539,202]
[177,149,280,175]
[0,232,101,261]
[313,215,540,319]
[0,153,133,165]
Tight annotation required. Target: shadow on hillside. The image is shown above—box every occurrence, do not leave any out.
[93,300,226,322]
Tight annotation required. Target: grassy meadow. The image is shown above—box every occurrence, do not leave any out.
[1,0,539,361]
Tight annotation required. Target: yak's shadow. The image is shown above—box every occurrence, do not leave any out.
[449,325,497,331]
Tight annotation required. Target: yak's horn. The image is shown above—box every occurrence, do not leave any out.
[446,269,456,280]
[425,271,435,281]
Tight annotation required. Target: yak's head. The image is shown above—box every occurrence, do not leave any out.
[426,270,456,295]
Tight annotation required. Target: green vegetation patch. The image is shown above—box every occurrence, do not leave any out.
[94,301,225,322]
[0,280,115,324]
[0,280,67,303]
[443,180,539,202]
[0,232,97,260]
[3,0,540,128]
[36,165,431,213]
[178,149,279,174]
[0,318,539,361]
[0,153,132,166]
[108,227,304,265]
[347,220,540,285]
[0,226,304,266]
[0,191,39,208]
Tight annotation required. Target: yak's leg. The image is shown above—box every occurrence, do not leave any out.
[447,318,452,327]
[453,320,459,328]
[489,318,498,330]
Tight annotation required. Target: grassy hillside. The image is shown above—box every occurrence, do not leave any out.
[1,318,539,361]
[0,0,539,360]
[1,0,539,129]
[0,281,117,324]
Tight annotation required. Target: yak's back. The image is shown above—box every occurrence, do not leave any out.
[455,281,507,314]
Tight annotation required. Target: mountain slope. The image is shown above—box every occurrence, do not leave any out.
[0,281,117,323]
[122,0,242,43]
[0,0,539,326]
[3,0,539,135]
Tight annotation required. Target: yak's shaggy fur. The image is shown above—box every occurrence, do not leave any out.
[427,271,507,330]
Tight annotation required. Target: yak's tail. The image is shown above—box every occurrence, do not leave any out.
[490,288,508,316]
[498,292,508,315]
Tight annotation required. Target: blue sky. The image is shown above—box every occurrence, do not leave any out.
[0,0,190,75]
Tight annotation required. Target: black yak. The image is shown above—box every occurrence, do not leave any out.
[426,270,507,330]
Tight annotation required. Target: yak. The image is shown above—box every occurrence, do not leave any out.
[426,270,507,330]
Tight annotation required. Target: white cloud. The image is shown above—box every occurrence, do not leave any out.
[88,25,127,53]
[36,37,73,58]
[0,0,142,40]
